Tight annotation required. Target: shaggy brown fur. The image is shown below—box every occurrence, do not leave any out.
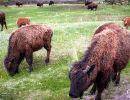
[69,23,130,100]
[4,25,53,76]
[122,17,130,29]
[87,3,98,10]
[16,1,23,7]
[0,11,7,31]
[16,17,30,28]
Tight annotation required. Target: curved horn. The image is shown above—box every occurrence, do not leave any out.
[83,65,90,73]
[69,64,73,71]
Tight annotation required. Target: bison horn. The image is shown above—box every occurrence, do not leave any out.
[83,65,91,73]
[69,64,73,70]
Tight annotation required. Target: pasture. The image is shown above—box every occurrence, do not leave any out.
[0,4,130,100]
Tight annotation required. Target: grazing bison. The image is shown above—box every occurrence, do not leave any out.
[0,11,7,31]
[122,17,130,29]
[37,2,44,7]
[16,1,23,7]
[85,1,92,6]
[87,3,98,10]
[16,17,30,28]
[4,25,53,76]
[69,23,130,100]
[49,1,54,6]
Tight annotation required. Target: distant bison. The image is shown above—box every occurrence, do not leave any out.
[16,1,23,7]
[85,1,92,6]
[69,23,130,100]
[37,2,44,7]
[122,17,130,29]
[87,3,98,10]
[16,17,30,28]
[0,11,7,31]
[4,25,53,76]
[49,1,54,5]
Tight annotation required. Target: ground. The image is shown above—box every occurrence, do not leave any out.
[0,4,130,100]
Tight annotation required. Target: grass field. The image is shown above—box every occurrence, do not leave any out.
[0,4,130,100]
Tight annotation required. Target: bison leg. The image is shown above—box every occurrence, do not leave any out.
[95,72,111,100]
[1,24,3,31]
[25,49,33,72]
[4,22,7,29]
[16,54,25,73]
[44,43,51,64]
[115,71,120,85]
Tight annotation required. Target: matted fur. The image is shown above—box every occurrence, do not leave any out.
[69,23,130,100]
[4,25,53,76]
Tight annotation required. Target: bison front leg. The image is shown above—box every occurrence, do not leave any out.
[1,24,3,31]
[25,49,33,72]
[4,22,7,29]
[95,71,111,100]
[44,44,51,64]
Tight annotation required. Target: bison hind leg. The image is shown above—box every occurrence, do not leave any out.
[44,43,51,64]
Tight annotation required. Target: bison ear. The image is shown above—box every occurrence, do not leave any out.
[87,65,95,75]
[83,65,95,75]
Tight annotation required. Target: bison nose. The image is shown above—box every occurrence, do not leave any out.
[69,92,78,98]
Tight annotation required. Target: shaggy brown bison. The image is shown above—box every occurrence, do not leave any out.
[0,11,7,31]
[87,3,98,10]
[4,25,53,76]
[16,17,30,28]
[16,1,23,7]
[122,17,130,29]
[49,1,54,6]
[37,2,44,7]
[69,23,130,100]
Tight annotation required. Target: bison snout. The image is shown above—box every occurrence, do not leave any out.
[69,92,79,98]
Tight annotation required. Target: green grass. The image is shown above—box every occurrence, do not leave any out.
[0,4,130,100]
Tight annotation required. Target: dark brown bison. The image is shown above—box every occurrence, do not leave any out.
[69,23,130,100]
[122,17,130,29]
[4,25,53,76]
[85,1,92,6]
[87,3,98,10]
[37,2,44,7]
[16,17,30,28]
[16,1,23,7]
[0,11,7,31]
[49,1,54,6]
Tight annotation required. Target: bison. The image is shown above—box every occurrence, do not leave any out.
[49,1,54,6]
[37,2,44,7]
[16,1,23,7]
[16,17,30,28]
[69,23,130,100]
[4,25,53,76]
[122,17,130,29]
[87,3,98,10]
[0,11,7,31]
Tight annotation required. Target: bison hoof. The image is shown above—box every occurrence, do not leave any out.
[45,58,49,63]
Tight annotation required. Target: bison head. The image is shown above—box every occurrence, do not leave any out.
[69,62,95,98]
[4,57,18,76]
